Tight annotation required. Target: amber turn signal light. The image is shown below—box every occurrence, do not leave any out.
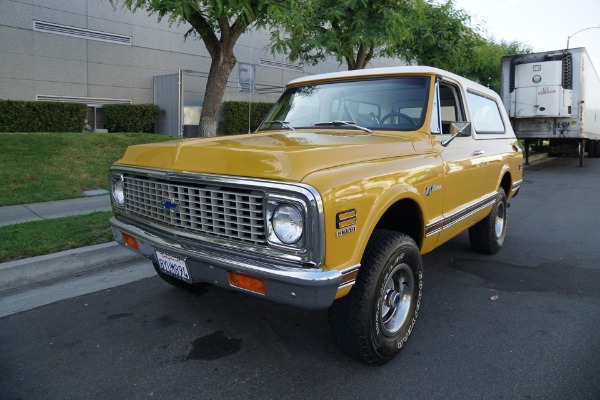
[122,233,140,251]
[227,272,266,295]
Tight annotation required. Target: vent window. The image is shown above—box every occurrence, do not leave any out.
[33,21,131,45]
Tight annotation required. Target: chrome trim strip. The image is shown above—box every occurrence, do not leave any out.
[425,192,497,237]
[110,166,325,266]
[512,179,523,190]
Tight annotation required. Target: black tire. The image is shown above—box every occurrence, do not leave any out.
[595,141,600,158]
[469,187,507,254]
[152,262,194,289]
[328,230,423,365]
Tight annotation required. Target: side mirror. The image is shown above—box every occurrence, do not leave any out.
[442,122,472,147]
[450,121,471,137]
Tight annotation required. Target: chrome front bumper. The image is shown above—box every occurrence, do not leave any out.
[109,216,342,309]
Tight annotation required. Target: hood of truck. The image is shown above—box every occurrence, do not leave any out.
[116,130,425,182]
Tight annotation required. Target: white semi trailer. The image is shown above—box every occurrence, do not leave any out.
[500,47,600,166]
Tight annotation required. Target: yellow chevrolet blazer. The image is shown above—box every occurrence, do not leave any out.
[109,66,523,364]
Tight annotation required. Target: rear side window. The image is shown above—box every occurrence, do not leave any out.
[467,92,505,134]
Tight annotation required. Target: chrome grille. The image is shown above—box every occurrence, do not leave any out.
[123,175,266,244]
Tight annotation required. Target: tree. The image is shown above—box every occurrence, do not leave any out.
[110,0,282,138]
[269,0,474,71]
[401,0,478,70]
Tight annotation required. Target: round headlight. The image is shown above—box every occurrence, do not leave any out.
[112,175,125,206]
[272,204,303,244]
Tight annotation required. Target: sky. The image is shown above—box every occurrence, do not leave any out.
[453,0,600,72]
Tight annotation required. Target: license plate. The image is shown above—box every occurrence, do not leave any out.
[156,251,191,283]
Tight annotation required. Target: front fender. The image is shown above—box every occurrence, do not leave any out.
[302,154,444,275]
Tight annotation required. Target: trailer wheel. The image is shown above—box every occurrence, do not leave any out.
[328,230,423,365]
[595,141,600,158]
[469,188,507,254]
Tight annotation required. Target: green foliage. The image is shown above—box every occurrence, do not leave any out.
[270,0,414,70]
[269,0,476,71]
[0,100,86,132]
[103,104,163,133]
[222,101,274,134]
[402,1,477,70]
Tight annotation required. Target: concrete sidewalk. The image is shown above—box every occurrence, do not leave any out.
[0,195,112,227]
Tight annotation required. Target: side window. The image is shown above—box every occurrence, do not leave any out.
[438,83,465,134]
[467,92,505,134]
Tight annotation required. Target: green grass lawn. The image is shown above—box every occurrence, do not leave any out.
[0,132,175,206]
[0,212,114,262]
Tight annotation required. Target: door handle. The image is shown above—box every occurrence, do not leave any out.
[472,150,485,156]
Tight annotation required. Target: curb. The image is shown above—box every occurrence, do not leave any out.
[0,242,145,294]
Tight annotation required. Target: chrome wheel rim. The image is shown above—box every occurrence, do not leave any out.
[495,201,506,239]
[380,263,414,336]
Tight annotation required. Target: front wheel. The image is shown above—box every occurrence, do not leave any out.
[328,230,423,365]
[469,187,507,254]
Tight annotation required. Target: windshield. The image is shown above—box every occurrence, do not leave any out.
[259,76,430,132]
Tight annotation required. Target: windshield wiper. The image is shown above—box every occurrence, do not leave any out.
[270,120,295,131]
[314,120,372,134]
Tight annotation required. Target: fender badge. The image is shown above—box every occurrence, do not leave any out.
[425,184,442,196]
[336,209,357,237]
[160,199,180,212]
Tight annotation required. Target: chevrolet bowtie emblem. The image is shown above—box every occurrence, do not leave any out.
[160,199,180,212]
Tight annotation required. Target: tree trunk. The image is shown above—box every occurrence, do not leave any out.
[191,51,237,138]
[345,44,375,70]
[183,13,249,138]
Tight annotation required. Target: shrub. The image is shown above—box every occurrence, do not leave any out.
[0,100,86,132]
[222,101,274,135]
[104,104,163,133]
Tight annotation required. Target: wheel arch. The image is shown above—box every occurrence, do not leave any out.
[499,170,512,197]
[372,197,424,250]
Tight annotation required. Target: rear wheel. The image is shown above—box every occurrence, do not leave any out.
[469,187,507,254]
[595,141,600,158]
[328,230,423,365]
